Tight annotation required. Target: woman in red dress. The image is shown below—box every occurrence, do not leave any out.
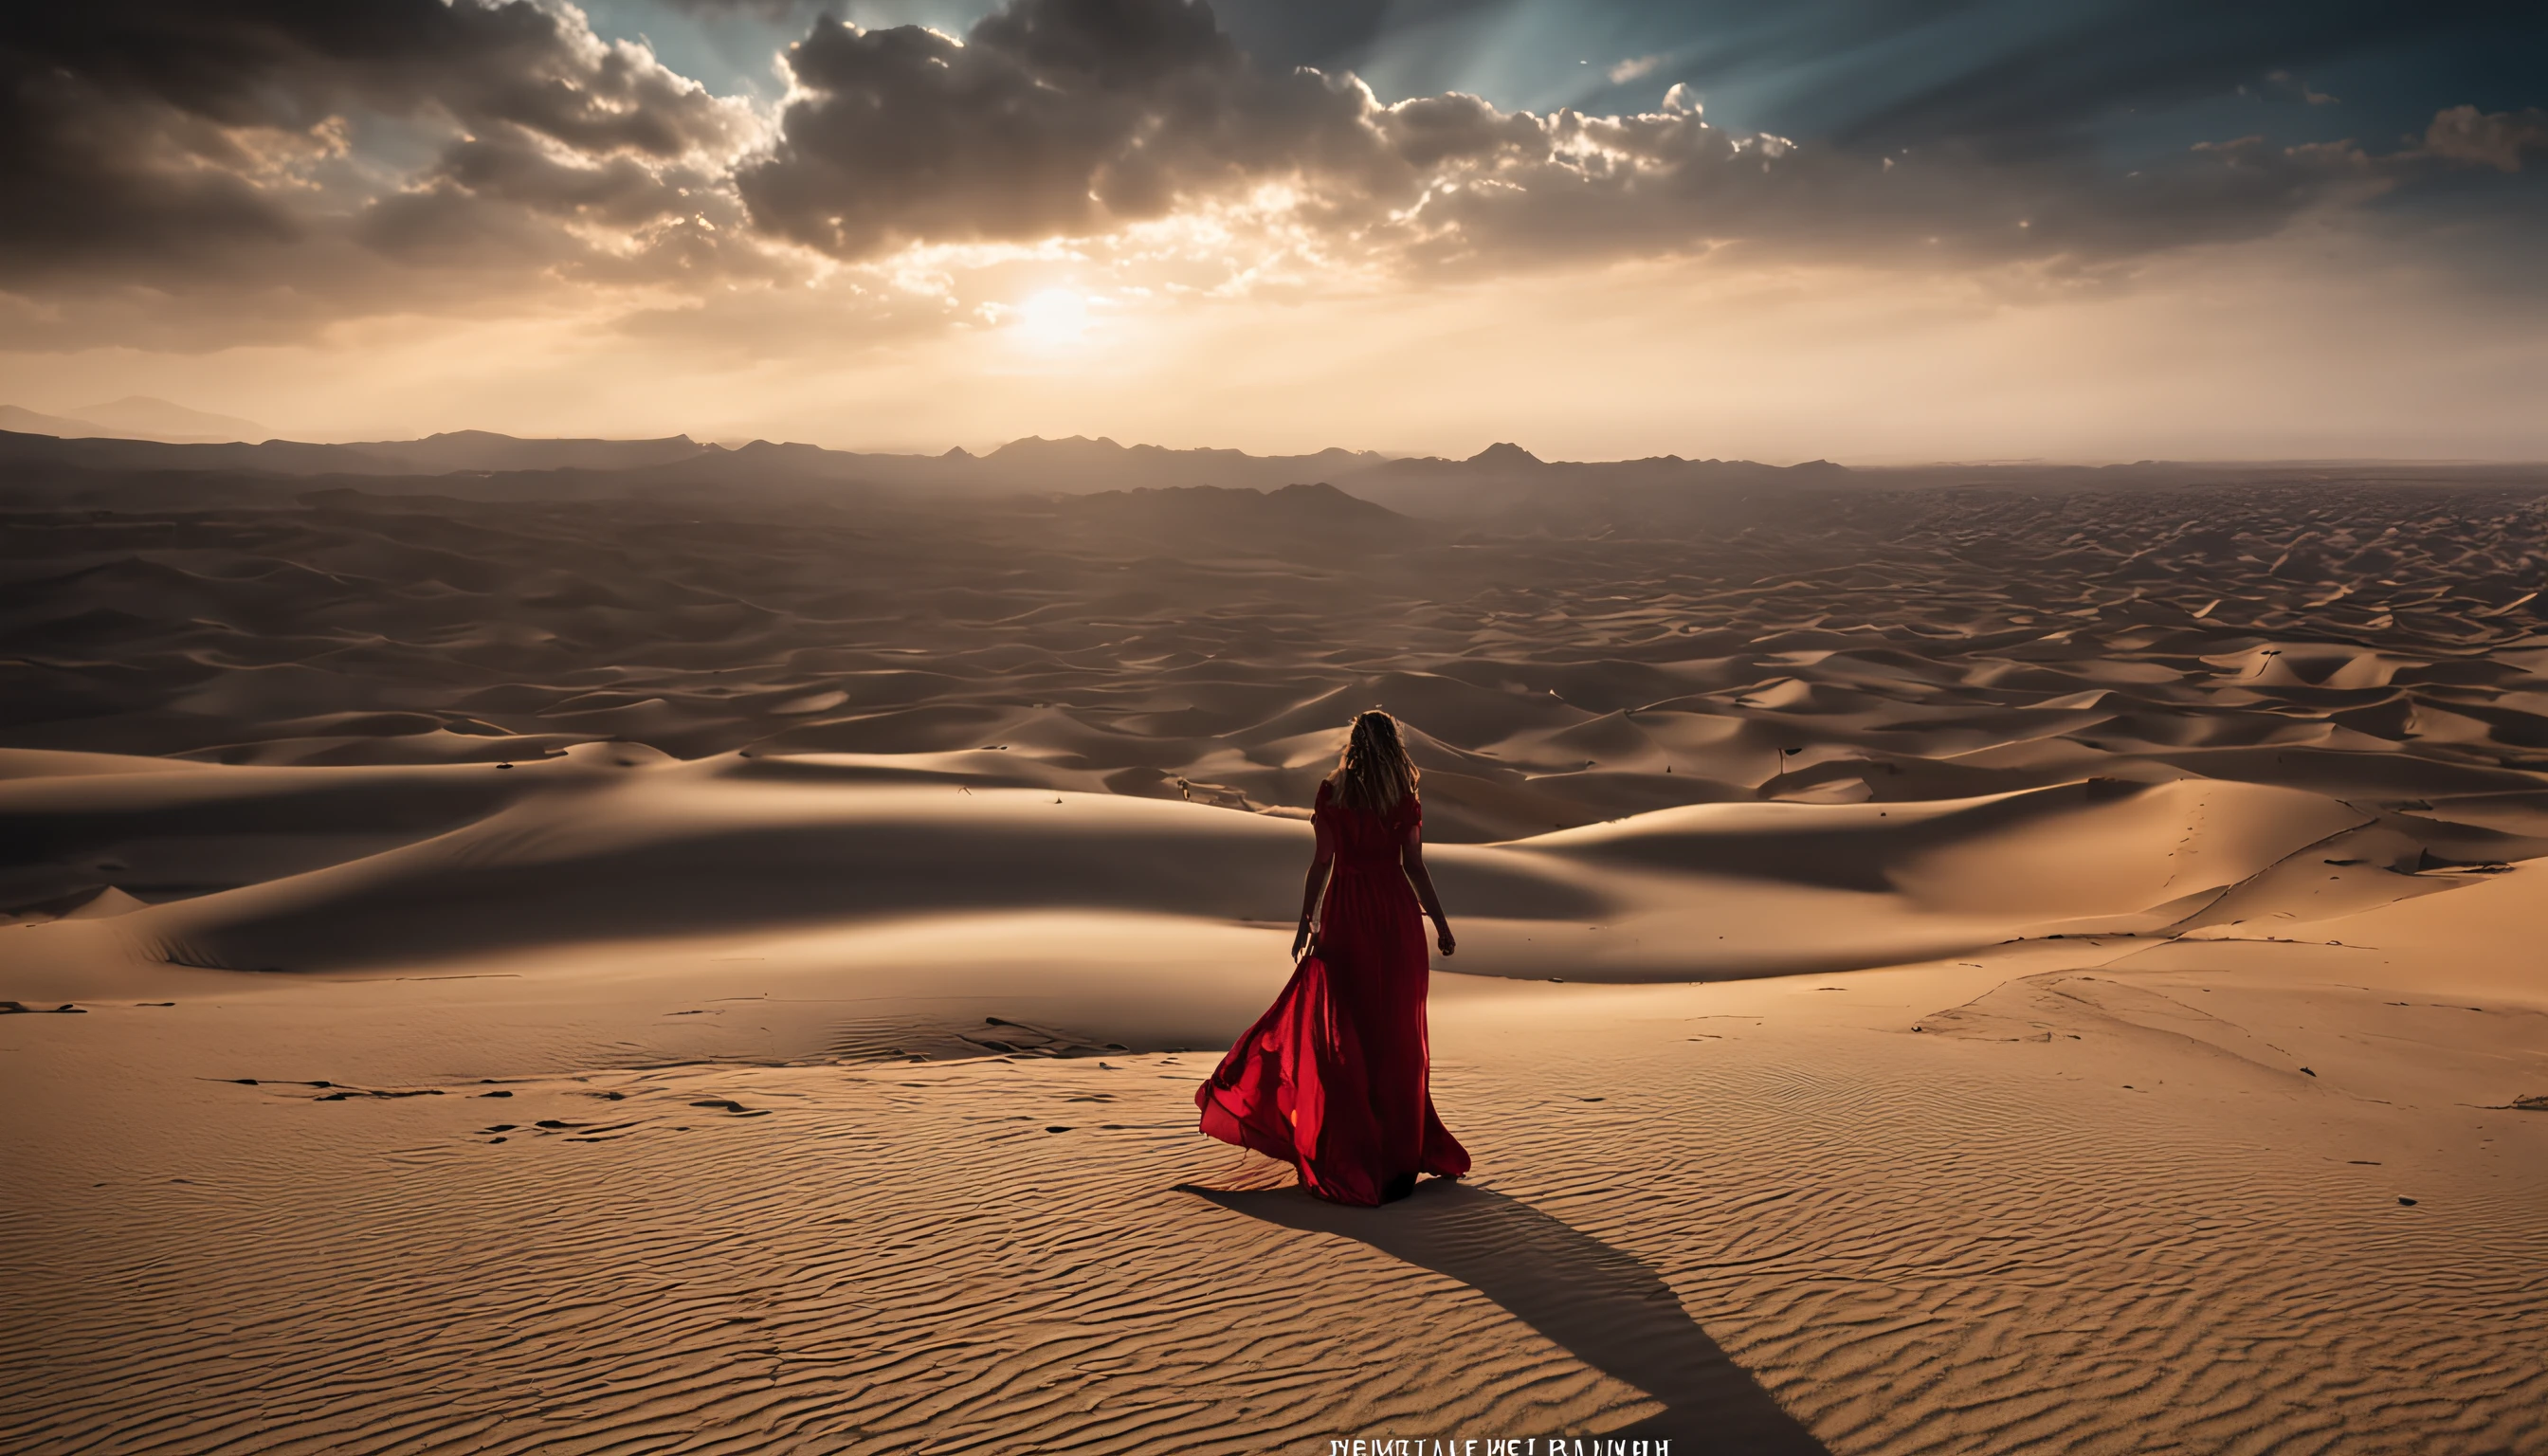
[1196,711,1470,1205]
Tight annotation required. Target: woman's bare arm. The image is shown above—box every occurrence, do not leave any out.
[1293,815,1336,959]
[1401,827,1455,957]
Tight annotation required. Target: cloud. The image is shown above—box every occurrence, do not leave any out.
[1607,55,1663,85]
[740,0,2443,277]
[0,0,2539,355]
[736,0,2418,282]
[736,0,1398,257]
[2423,105,2548,173]
[0,0,779,341]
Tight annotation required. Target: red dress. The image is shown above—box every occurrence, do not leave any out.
[1196,781,1470,1205]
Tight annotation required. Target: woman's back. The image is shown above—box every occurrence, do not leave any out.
[1316,778,1417,868]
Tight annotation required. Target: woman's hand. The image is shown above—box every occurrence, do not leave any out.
[1292,918,1317,961]
[1435,922,1456,957]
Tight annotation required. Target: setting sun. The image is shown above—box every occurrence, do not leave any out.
[1009,288,1094,349]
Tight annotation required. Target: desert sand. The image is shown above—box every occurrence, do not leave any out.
[4,443,2545,1453]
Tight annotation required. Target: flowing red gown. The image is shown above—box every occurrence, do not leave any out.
[1195,780,1470,1205]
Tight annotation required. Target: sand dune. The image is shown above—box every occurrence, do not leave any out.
[11,475,2548,829]
[5,462,2547,1451]
[0,754,2453,989]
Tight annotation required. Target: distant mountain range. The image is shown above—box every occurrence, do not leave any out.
[0,421,1850,522]
[3,416,2536,537]
[0,423,1397,488]
[0,396,269,444]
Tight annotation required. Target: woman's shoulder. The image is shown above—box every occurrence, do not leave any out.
[1314,777,1419,823]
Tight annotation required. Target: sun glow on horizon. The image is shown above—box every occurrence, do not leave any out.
[1007,288,1096,350]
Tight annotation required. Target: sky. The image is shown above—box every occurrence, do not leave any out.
[0,0,2542,461]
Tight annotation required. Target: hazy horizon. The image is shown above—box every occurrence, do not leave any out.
[13,398,2548,471]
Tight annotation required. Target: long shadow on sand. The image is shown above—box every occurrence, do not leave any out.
[1190,1180,1828,1451]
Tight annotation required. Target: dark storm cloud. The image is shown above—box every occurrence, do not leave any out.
[0,0,755,299]
[735,0,2431,273]
[736,0,1392,255]
[0,0,2539,350]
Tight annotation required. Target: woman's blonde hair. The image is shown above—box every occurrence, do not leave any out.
[1330,709,1418,815]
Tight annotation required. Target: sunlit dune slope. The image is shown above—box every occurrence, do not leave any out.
[0,744,2510,992]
